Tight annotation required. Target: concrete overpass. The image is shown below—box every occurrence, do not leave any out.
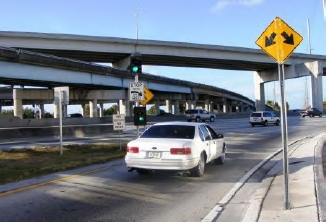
[0,31,325,111]
[0,47,254,118]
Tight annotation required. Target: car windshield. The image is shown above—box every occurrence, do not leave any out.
[140,125,195,139]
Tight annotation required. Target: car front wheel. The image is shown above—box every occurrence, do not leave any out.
[210,116,215,122]
[195,117,201,122]
[275,120,280,126]
[190,153,205,177]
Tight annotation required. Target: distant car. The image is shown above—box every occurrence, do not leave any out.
[185,109,216,122]
[249,111,280,126]
[125,121,226,177]
[301,108,322,118]
[156,109,173,116]
[67,113,83,118]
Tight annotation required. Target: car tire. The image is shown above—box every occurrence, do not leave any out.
[210,116,215,122]
[195,117,201,122]
[190,153,205,177]
[263,120,268,126]
[136,169,150,175]
[187,119,191,122]
[214,150,226,165]
[320,114,322,117]
[251,123,255,127]
[275,120,280,126]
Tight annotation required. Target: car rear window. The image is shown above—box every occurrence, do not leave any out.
[250,112,261,117]
[185,110,197,114]
[140,125,195,139]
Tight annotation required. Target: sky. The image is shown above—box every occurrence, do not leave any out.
[0,0,326,113]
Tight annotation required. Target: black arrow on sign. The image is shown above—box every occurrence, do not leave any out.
[281,31,294,45]
[265,32,277,47]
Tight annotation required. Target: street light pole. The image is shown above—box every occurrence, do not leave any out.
[132,7,142,45]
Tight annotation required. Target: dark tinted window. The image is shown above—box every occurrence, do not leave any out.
[263,112,272,117]
[250,112,261,117]
[205,125,219,139]
[140,125,195,139]
[185,110,197,114]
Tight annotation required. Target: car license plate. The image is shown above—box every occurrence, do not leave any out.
[148,151,161,158]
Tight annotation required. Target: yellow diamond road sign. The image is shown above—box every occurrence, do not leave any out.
[255,17,303,64]
[139,86,154,106]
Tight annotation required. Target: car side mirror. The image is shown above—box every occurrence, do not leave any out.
[217,134,224,139]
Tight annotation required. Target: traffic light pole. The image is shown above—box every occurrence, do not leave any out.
[135,74,140,137]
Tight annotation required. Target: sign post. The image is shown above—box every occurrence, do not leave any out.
[113,114,126,150]
[255,16,303,210]
[54,87,69,155]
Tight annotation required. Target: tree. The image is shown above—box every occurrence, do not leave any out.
[104,105,118,116]
[23,107,35,119]
[1,109,14,115]
[147,105,156,115]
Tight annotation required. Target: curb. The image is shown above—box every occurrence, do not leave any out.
[241,132,326,222]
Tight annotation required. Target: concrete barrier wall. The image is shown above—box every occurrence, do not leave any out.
[0,112,301,141]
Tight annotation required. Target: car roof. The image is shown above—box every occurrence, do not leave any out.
[153,121,206,127]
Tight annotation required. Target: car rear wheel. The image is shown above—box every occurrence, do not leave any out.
[190,153,205,177]
[251,123,255,127]
[210,116,215,122]
[263,120,268,126]
[275,120,280,126]
[186,119,191,122]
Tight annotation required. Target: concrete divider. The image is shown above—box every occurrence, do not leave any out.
[0,112,301,141]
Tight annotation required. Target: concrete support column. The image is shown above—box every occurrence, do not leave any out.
[308,61,323,111]
[126,101,133,117]
[236,106,240,113]
[191,100,196,109]
[39,104,44,119]
[223,104,227,113]
[173,100,180,114]
[205,101,209,111]
[254,71,265,111]
[81,104,86,117]
[155,100,160,115]
[166,100,172,113]
[118,100,126,115]
[89,99,98,118]
[216,104,221,113]
[186,100,192,110]
[14,98,23,119]
[99,103,104,117]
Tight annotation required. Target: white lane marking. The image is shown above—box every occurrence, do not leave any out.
[202,132,320,222]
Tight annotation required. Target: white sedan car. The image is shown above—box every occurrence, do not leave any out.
[125,121,226,177]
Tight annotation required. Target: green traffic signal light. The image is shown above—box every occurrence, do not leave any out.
[132,66,139,73]
[139,116,144,121]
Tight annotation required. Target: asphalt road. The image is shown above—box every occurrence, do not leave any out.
[0,116,324,222]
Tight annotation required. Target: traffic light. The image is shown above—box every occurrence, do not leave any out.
[133,106,147,126]
[128,52,142,74]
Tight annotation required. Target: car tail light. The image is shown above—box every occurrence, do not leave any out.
[126,146,139,153]
[170,148,191,155]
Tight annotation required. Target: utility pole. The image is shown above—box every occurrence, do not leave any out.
[303,19,311,109]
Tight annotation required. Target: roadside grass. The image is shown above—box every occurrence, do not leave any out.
[0,143,127,185]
